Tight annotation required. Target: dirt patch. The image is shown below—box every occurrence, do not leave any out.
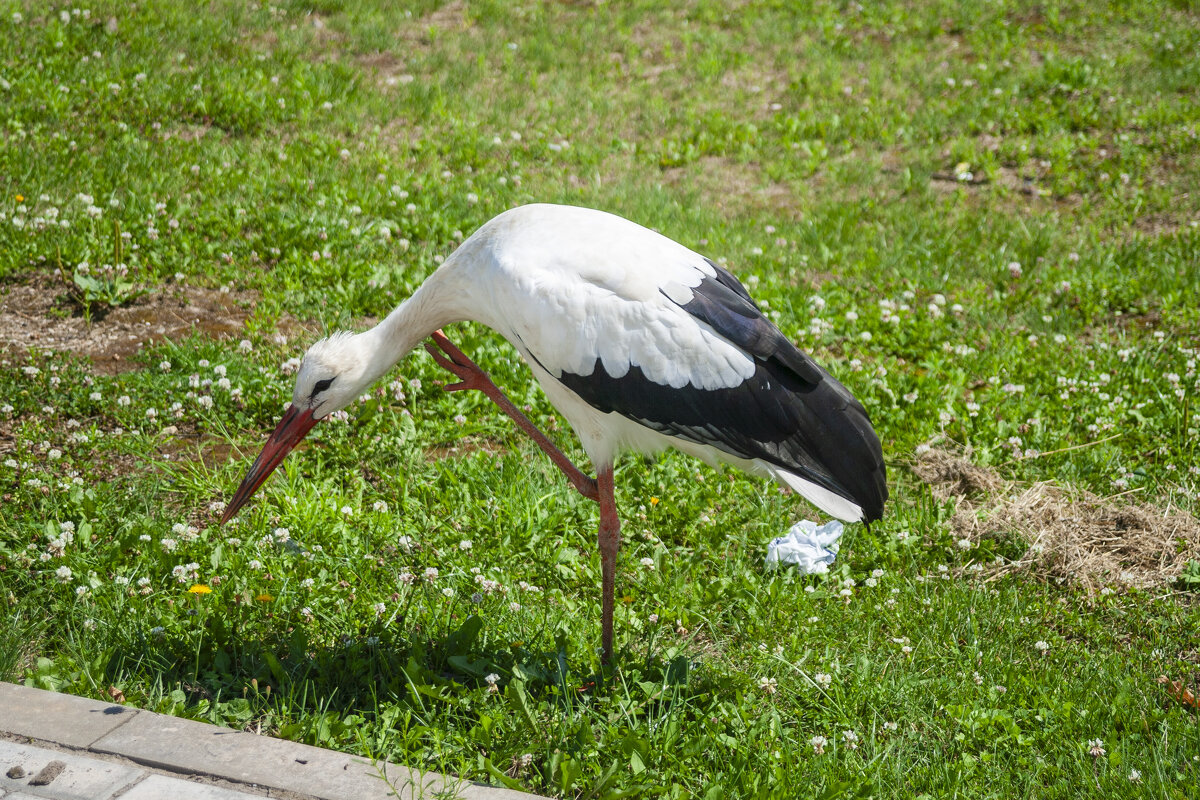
[159,123,214,143]
[395,0,471,50]
[914,448,1200,590]
[425,436,508,461]
[661,155,799,217]
[0,273,258,374]
[930,165,1043,197]
[160,429,240,471]
[1133,212,1196,239]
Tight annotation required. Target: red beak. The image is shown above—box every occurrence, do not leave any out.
[220,404,318,524]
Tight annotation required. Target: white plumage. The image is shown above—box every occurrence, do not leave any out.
[453,205,757,390]
[221,203,887,663]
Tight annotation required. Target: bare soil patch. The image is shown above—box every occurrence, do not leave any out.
[661,155,800,218]
[0,273,258,374]
[1133,211,1196,239]
[425,436,508,461]
[914,448,1200,590]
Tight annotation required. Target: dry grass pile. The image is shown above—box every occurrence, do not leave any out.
[913,448,1200,590]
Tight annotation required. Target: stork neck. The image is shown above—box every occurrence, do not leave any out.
[359,263,469,383]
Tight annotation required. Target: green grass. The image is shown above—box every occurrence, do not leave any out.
[2,0,1199,797]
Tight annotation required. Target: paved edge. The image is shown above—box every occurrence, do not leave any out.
[0,683,544,800]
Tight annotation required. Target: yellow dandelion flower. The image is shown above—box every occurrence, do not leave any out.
[14,195,23,203]
[649,496,659,506]
[255,593,274,603]
[187,584,212,594]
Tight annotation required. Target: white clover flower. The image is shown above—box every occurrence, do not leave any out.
[1087,738,1106,757]
[809,735,827,754]
[459,539,472,551]
[117,395,131,407]
[373,500,388,513]
[424,567,439,581]
[55,565,72,581]
[442,587,455,598]
[1034,640,1050,653]
[814,672,832,689]
[842,730,859,749]
[758,676,778,694]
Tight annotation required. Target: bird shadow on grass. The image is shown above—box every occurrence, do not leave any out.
[99,609,708,749]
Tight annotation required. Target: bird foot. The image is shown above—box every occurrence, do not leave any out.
[425,330,600,504]
[424,332,491,394]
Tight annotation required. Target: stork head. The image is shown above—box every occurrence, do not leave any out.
[220,332,373,524]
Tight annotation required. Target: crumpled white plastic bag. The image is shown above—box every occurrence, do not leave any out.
[764,519,845,573]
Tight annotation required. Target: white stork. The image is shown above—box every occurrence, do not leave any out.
[219,203,887,662]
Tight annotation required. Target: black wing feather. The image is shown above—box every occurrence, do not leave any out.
[557,264,887,522]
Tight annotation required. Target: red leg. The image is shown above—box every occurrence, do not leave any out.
[597,465,620,664]
[424,330,599,502]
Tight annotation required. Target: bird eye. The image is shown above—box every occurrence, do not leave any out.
[312,377,335,396]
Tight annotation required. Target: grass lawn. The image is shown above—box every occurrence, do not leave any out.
[2,0,1199,796]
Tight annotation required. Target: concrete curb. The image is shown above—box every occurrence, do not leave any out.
[0,683,544,800]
